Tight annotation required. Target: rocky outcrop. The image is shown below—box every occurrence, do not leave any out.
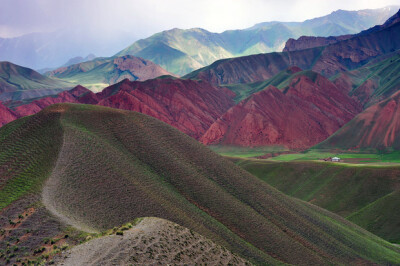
[200,72,361,149]
[283,35,352,52]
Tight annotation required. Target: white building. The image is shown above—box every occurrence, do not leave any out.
[331,157,340,162]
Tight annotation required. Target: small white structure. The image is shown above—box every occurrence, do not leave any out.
[331,157,341,162]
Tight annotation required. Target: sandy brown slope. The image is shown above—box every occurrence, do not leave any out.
[53,217,249,265]
[37,104,399,265]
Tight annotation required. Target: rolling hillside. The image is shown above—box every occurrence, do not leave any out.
[116,7,398,75]
[201,70,361,149]
[0,104,399,264]
[229,158,400,243]
[185,9,400,85]
[0,61,72,101]
[46,55,174,92]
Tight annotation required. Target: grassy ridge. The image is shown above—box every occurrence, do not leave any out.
[223,69,317,103]
[231,158,400,243]
[45,104,400,264]
[1,104,400,264]
[0,110,63,209]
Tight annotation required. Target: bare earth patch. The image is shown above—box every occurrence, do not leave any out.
[53,217,249,265]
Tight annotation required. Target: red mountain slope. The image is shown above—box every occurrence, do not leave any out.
[201,72,361,149]
[97,78,235,139]
[14,85,98,116]
[0,102,19,126]
[8,78,234,139]
[316,90,400,150]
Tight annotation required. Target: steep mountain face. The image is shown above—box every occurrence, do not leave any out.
[97,78,235,139]
[333,51,400,107]
[116,7,398,75]
[0,102,19,126]
[13,85,98,117]
[0,61,72,100]
[284,8,400,52]
[316,90,400,151]
[283,35,352,51]
[1,103,399,265]
[46,55,174,92]
[185,10,400,85]
[201,71,361,149]
[7,78,234,139]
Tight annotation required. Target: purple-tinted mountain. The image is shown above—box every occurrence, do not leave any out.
[185,9,400,85]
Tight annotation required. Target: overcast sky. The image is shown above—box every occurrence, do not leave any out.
[1,0,399,38]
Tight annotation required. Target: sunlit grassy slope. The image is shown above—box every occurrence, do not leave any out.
[224,69,318,103]
[1,104,399,264]
[230,158,400,243]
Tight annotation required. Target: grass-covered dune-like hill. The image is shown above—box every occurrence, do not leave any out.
[230,158,400,243]
[1,103,400,264]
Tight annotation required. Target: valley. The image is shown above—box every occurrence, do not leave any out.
[1,3,400,265]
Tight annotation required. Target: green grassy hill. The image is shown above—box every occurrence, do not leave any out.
[224,67,315,103]
[0,61,72,101]
[230,158,400,243]
[0,104,399,264]
[45,55,172,92]
[333,51,400,107]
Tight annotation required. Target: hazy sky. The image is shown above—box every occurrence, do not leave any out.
[1,0,400,38]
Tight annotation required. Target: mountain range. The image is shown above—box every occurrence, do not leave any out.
[116,6,399,75]
[0,6,397,76]
[185,10,400,85]
[2,5,400,265]
[2,9,400,153]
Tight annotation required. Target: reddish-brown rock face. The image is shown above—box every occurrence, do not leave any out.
[97,78,235,139]
[283,35,352,52]
[14,85,97,117]
[7,79,234,139]
[0,102,19,126]
[317,91,400,150]
[200,73,362,149]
